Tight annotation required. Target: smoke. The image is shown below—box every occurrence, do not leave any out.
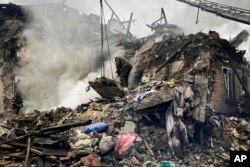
[58,49,124,108]
[58,72,100,108]
[7,0,250,111]
[17,4,120,112]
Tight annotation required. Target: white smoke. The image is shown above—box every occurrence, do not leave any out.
[58,49,123,108]
[17,3,120,112]
[58,73,100,108]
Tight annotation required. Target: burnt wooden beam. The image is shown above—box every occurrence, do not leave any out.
[39,120,91,134]
[155,38,192,74]
[0,120,92,145]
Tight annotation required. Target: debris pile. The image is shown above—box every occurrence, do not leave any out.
[0,2,250,167]
[1,31,250,166]
[0,95,249,166]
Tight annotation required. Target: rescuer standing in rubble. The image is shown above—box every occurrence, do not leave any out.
[115,57,132,87]
[12,86,23,115]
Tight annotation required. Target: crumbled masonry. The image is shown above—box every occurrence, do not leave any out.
[0,2,250,167]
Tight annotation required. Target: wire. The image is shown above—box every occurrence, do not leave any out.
[102,7,114,79]
[100,0,105,77]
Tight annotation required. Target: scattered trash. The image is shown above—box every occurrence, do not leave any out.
[161,160,179,167]
[123,121,136,133]
[115,134,137,158]
[134,92,148,103]
[99,136,114,154]
[166,79,176,88]
[231,128,240,138]
[84,122,108,133]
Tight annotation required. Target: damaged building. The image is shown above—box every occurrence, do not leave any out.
[123,30,250,115]
[0,3,27,113]
[0,1,250,167]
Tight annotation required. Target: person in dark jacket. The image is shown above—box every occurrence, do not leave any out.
[115,57,132,87]
[12,92,23,115]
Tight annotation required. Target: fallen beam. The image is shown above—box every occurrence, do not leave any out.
[155,38,192,74]
[0,120,92,145]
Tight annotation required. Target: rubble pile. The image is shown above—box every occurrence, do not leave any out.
[1,27,250,166]
[224,117,250,151]
[0,2,250,167]
[0,93,249,166]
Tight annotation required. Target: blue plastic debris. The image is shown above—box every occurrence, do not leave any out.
[134,92,147,102]
[84,122,108,133]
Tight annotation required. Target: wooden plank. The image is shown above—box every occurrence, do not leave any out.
[0,144,14,149]
[8,152,25,158]
[0,160,12,166]
[143,140,154,156]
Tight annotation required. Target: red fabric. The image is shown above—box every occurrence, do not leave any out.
[115,134,136,158]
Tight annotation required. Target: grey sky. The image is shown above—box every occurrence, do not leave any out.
[3,0,249,37]
[3,0,250,58]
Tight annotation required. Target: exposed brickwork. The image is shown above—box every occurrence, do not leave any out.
[210,62,236,113]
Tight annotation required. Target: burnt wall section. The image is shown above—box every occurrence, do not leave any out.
[0,62,14,113]
[0,7,26,113]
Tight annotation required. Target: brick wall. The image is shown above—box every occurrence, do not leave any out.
[210,62,235,113]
